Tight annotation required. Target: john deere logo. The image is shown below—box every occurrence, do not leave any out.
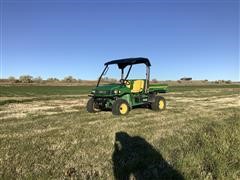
[98,90,106,94]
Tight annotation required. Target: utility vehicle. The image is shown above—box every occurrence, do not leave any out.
[87,57,168,115]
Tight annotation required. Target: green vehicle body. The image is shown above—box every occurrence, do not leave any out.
[87,57,168,115]
[90,82,168,108]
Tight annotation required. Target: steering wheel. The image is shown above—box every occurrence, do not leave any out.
[120,79,130,86]
[124,80,131,85]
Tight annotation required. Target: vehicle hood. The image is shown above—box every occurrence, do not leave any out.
[94,84,122,91]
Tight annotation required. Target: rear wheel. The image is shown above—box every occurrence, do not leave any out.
[112,99,130,115]
[151,96,166,111]
[86,98,100,113]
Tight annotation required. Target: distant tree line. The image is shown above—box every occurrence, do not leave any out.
[6,75,83,83]
[151,78,232,84]
[2,75,232,84]
[101,77,118,82]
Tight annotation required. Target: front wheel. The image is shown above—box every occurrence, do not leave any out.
[151,96,166,111]
[112,99,130,115]
[86,98,100,113]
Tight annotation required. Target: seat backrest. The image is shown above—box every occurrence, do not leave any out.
[131,80,144,93]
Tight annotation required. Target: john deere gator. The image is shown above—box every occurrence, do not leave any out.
[87,57,168,115]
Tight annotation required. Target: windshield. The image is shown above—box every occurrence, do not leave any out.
[97,64,146,86]
[97,65,120,86]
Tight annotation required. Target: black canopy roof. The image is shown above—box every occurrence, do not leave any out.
[105,57,151,69]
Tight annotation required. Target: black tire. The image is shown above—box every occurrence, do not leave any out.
[112,99,130,115]
[86,98,100,113]
[151,96,166,111]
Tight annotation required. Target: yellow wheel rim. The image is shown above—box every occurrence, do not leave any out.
[119,103,128,114]
[159,100,164,109]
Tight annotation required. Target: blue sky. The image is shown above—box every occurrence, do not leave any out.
[1,0,239,81]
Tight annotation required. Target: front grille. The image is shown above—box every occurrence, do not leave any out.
[95,90,111,95]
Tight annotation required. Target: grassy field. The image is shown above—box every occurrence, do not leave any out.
[0,84,239,179]
[0,86,93,105]
[0,85,93,97]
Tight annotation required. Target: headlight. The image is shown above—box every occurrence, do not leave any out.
[113,90,118,94]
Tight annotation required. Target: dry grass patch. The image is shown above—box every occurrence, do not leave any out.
[0,98,88,120]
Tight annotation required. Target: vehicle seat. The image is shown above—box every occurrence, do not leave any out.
[131,80,145,93]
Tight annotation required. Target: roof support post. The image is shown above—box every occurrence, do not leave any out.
[145,66,150,93]
[97,65,108,87]
[121,68,124,79]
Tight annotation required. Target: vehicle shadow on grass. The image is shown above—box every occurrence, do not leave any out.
[112,132,184,180]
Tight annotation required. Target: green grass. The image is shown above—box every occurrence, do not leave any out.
[0,86,93,97]
[1,84,239,97]
[0,85,93,105]
[0,84,238,104]
[168,84,240,92]
[0,85,239,179]
[157,109,240,179]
